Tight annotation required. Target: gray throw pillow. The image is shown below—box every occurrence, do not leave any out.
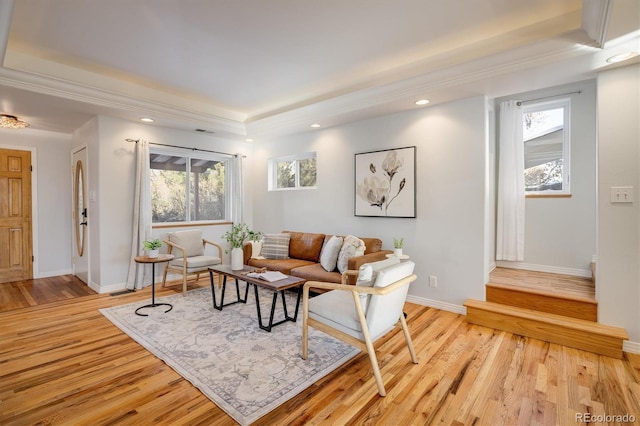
[261,233,291,259]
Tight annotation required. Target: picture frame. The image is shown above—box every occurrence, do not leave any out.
[354,146,416,218]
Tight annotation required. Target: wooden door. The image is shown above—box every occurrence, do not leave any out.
[0,149,32,284]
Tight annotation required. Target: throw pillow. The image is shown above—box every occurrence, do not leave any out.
[261,233,291,259]
[319,235,343,272]
[250,241,264,259]
[336,235,366,273]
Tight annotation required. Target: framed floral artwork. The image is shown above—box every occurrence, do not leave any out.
[354,146,416,218]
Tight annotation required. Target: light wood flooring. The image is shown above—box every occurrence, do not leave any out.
[1,275,639,425]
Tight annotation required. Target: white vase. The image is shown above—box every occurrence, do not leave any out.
[394,248,403,257]
[147,249,159,258]
[231,247,244,270]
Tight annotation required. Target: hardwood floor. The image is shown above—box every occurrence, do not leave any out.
[1,276,638,425]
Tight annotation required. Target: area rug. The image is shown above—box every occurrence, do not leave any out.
[99,286,358,425]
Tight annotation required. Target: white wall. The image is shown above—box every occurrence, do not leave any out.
[596,63,640,344]
[0,128,73,278]
[496,80,597,276]
[91,116,254,292]
[253,96,490,309]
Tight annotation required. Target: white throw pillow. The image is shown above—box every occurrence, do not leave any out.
[250,241,264,259]
[336,235,366,273]
[319,235,343,271]
[261,233,291,259]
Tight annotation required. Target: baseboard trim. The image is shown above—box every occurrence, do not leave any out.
[623,340,640,354]
[34,268,73,279]
[495,261,592,278]
[406,295,466,315]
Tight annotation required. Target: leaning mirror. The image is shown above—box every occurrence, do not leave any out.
[74,160,86,257]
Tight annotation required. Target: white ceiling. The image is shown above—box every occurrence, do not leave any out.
[0,0,638,139]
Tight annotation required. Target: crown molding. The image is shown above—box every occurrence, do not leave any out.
[581,0,612,48]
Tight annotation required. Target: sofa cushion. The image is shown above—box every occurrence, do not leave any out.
[360,237,383,254]
[337,235,366,273]
[261,233,291,259]
[247,258,315,274]
[285,231,325,262]
[319,235,343,272]
[290,263,341,283]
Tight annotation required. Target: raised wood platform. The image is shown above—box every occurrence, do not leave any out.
[465,268,628,359]
[464,300,628,359]
[485,282,598,321]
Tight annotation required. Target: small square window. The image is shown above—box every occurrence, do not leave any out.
[268,153,317,191]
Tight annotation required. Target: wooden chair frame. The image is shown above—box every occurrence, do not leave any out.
[302,271,418,396]
[161,238,222,294]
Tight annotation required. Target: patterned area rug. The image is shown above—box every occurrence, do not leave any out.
[100,286,357,425]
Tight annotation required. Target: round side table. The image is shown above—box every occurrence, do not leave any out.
[133,254,175,316]
[386,253,410,261]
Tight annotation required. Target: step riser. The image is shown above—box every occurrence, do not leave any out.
[486,285,597,322]
[465,304,624,359]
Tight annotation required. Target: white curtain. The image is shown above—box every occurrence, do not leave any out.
[496,101,525,261]
[126,139,152,290]
[230,154,243,223]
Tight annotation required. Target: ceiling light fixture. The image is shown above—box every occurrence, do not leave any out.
[245,138,254,142]
[0,114,29,129]
[606,51,638,63]
[310,123,321,128]
[140,117,154,122]
[415,99,430,106]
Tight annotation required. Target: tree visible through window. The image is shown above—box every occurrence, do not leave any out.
[150,150,228,223]
[270,153,316,190]
[522,99,570,194]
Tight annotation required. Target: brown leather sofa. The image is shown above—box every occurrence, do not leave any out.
[243,231,392,284]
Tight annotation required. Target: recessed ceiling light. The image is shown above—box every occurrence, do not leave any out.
[245,138,254,142]
[415,99,430,106]
[140,117,154,123]
[606,52,638,63]
[310,123,321,128]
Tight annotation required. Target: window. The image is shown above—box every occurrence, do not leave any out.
[268,153,317,191]
[522,99,571,195]
[150,149,229,223]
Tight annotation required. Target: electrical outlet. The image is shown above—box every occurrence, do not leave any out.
[429,275,437,288]
[610,186,634,203]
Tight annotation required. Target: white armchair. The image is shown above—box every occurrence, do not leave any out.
[302,258,418,396]
[161,229,222,295]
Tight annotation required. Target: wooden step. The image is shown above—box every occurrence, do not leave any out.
[486,283,598,322]
[463,300,628,359]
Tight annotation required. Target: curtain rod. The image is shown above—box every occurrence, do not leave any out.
[516,90,582,106]
[125,138,240,158]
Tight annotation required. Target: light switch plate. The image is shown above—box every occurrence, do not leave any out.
[610,186,634,203]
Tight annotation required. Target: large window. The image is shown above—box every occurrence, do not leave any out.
[150,149,229,223]
[268,152,317,191]
[522,99,571,195]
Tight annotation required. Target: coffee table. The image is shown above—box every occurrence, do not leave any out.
[209,264,306,332]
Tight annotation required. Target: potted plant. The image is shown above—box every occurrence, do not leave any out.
[143,238,162,258]
[393,237,404,257]
[222,223,260,270]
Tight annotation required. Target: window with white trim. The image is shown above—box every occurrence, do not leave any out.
[522,98,571,194]
[150,148,230,223]
[268,152,317,191]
